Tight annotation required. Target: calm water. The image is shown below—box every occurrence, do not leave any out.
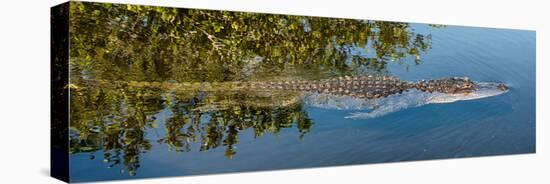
[67,2,535,182]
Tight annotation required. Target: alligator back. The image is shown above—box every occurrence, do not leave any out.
[251,75,412,99]
[83,75,460,100]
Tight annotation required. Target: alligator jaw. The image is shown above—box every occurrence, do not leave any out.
[427,81,509,104]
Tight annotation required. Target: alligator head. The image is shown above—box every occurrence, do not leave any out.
[415,77,508,94]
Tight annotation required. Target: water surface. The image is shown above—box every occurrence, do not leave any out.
[66,2,535,182]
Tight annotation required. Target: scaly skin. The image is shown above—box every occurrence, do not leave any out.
[81,75,504,100]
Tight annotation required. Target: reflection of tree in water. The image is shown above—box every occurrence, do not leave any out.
[68,1,436,82]
[66,1,441,176]
[69,84,312,175]
[160,90,312,159]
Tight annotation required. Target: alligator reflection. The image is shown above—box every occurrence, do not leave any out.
[67,1,441,175]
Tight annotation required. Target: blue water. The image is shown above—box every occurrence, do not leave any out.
[70,25,535,182]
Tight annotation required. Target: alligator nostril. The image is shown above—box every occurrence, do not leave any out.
[497,84,509,91]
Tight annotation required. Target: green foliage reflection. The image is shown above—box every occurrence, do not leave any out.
[67,1,439,175]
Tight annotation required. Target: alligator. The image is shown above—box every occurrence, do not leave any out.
[84,75,509,100]
[72,75,509,117]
